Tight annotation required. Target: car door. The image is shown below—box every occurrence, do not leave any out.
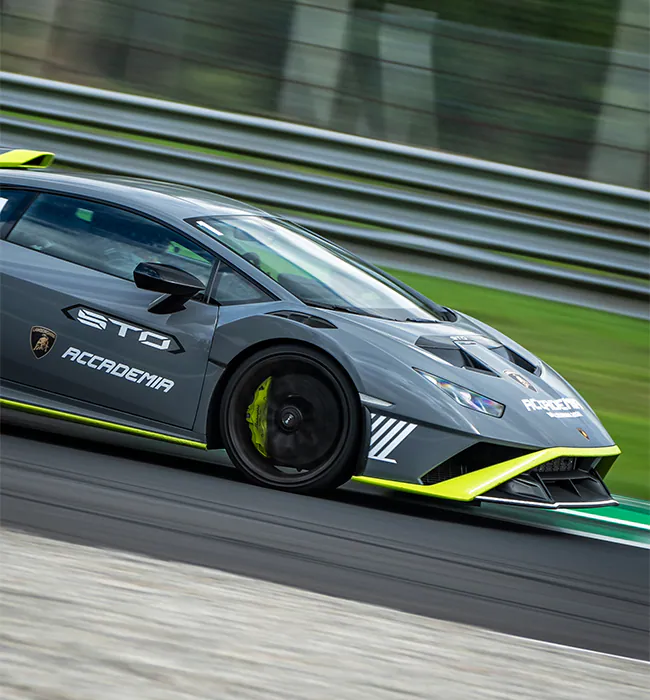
[0,190,220,430]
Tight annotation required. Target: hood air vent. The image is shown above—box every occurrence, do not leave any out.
[489,345,539,375]
[415,337,495,374]
[416,334,539,376]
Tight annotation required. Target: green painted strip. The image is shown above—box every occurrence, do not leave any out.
[478,502,650,548]
[614,495,650,516]
[560,501,650,531]
[0,398,208,449]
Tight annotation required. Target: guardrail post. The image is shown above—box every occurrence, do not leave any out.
[589,0,650,190]
[279,0,352,127]
[379,5,438,147]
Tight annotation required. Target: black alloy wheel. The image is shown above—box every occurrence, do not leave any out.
[220,345,361,493]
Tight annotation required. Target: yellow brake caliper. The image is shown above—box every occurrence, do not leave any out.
[246,377,272,457]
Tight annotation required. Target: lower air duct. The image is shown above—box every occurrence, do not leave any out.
[477,464,617,508]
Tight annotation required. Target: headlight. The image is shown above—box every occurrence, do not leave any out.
[416,369,505,418]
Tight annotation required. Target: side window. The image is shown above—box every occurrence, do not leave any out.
[6,193,215,285]
[210,260,273,306]
[0,188,34,233]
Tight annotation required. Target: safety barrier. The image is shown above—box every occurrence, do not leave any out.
[1,72,648,318]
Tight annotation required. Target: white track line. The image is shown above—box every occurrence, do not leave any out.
[415,495,650,549]
[476,512,650,550]
[545,526,650,550]
[556,508,650,532]
[502,630,650,666]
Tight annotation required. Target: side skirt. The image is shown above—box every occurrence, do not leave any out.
[0,396,207,450]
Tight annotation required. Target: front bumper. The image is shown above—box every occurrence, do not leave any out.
[353,444,621,509]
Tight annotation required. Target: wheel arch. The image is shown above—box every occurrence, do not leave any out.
[204,338,365,453]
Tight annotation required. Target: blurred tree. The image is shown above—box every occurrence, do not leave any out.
[176,0,293,114]
[1,0,638,182]
[352,0,619,47]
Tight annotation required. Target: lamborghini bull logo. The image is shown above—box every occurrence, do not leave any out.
[30,326,56,359]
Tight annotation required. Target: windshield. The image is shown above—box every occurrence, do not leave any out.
[190,216,444,322]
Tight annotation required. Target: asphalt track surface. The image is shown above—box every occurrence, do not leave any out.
[1,414,648,661]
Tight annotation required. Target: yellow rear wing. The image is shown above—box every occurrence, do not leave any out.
[0,148,55,169]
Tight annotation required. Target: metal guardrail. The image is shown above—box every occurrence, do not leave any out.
[1,72,648,318]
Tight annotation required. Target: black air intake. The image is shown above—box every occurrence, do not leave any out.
[415,337,494,373]
[477,458,616,508]
[489,345,539,375]
[421,443,533,485]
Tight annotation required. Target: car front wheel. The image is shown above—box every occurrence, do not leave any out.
[220,345,361,493]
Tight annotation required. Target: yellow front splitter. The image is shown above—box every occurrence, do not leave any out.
[352,445,621,501]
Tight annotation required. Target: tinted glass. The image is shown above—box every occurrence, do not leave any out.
[210,259,272,306]
[192,216,443,322]
[0,188,33,230]
[8,193,215,284]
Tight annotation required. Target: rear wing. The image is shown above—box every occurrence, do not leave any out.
[0,148,55,169]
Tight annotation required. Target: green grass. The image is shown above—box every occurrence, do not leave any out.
[385,268,650,500]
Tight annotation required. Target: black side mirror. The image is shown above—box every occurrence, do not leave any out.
[134,262,205,314]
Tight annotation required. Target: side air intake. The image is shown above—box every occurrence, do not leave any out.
[268,310,337,329]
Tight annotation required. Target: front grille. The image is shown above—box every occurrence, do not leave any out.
[534,456,577,473]
[421,462,469,485]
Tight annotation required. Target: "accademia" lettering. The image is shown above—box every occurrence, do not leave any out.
[61,346,174,393]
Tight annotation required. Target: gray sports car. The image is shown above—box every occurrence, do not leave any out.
[0,149,620,508]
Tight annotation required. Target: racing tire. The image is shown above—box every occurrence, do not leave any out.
[220,344,361,494]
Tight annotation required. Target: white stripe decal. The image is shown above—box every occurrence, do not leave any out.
[370,420,407,456]
[370,418,396,447]
[375,423,418,460]
[368,414,418,463]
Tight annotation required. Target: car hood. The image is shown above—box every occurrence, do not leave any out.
[323,309,614,449]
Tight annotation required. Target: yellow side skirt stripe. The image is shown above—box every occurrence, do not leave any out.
[0,398,207,450]
[352,444,621,501]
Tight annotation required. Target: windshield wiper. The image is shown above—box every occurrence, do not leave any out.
[303,301,381,318]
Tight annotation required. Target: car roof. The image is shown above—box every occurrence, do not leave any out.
[0,169,267,219]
